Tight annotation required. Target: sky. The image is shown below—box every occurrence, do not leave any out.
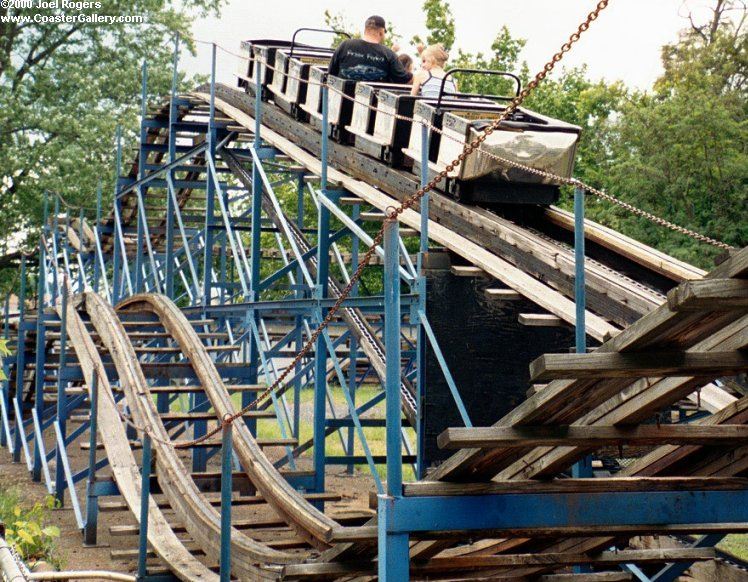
[182,0,715,90]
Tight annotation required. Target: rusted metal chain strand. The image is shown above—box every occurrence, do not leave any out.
[170,0,614,449]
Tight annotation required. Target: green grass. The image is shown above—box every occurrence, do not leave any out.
[244,384,416,481]
[718,535,748,561]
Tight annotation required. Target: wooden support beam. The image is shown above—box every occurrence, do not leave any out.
[668,279,748,312]
[538,574,632,582]
[485,288,522,301]
[520,313,566,327]
[280,549,713,577]
[530,350,748,381]
[404,476,748,496]
[437,425,748,450]
[451,265,487,277]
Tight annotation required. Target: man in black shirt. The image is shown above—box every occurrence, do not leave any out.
[328,15,412,84]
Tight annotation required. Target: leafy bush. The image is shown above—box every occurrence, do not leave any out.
[0,338,9,381]
[0,489,61,568]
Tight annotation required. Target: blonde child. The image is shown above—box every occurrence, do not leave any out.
[411,44,458,98]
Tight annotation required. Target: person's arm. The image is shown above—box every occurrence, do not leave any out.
[388,50,413,85]
[411,70,426,95]
[328,43,344,77]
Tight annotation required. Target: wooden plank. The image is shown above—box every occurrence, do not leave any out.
[438,424,748,449]
[451,265,487,277]
[485,288,522,301]
[538,574,632,582]
[530,350,748,381]
[404,477,748,497]
[668,279,748,311]
[520,314,566,327]
[544,205,705,282]
[410,548,715,571]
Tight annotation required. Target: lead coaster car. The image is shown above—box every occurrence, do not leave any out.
[402,69,582,205]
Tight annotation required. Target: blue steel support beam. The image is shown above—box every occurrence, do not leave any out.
[379,216,409,581]
[32,237,47,482]
[137,434,152,580]
[415,122,429,478]
[93,182,102,294]
[1,292,10,450]
[12,255,27,462]
[219,421,232,582]
[135,60,148,294]
[164,34,180,300]
[572,186,592,493]
[84,372,99,546]
[312,83,331,501]
[112,127,124,303]
[54,285,69,504]
[346,200,361,475]
[385,490,748,534]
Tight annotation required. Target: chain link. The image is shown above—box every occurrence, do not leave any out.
[171,0,616,448]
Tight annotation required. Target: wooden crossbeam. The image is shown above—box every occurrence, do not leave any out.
[530,350,748,381]
[437,424,748,449]
[451,265,487,277]
[668,279,748,312]
[404,476,748,496]
[520,313,566,327]
[280,549,713,577]
[485,288,522,301]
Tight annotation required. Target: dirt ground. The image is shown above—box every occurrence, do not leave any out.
[0,431,375,574]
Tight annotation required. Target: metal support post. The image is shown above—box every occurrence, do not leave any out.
[379,216,409,581]
[192,44,216,472]
[12,256,26,462]
[137,434,152,581]
[574,186,587,353]
[77,209,85,292]
[346,200,360,475]
[135,61,148,294]
[93,182,102,294]
[415,122,430,478]
[32,236,47,482]
[246,61,264,430]
[1,293,10,449]
[202,44,218,311]
[165,34,180,299]
[219,420,233,582]
[572,186,592,574]
[54,282,69,504]
[312,82,331,499]
[84,372,99,545]
[112,126,123,304]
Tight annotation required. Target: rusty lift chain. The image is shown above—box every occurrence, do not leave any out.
[164,0,614,449]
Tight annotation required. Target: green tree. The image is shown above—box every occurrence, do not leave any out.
[0,0,224,261]
[593,2,747,267]
[412,0,456,52]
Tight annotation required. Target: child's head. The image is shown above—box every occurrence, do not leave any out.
[421,44,449,71]
[397,53,414,74]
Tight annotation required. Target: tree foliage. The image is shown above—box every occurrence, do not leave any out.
[408,0,746,268]
[411,0,456,52]
[0,0,224,258]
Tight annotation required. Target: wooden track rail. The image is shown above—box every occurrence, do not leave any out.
[57,295,217,581]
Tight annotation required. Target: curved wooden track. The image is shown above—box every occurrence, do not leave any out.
[57,294,217,581]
